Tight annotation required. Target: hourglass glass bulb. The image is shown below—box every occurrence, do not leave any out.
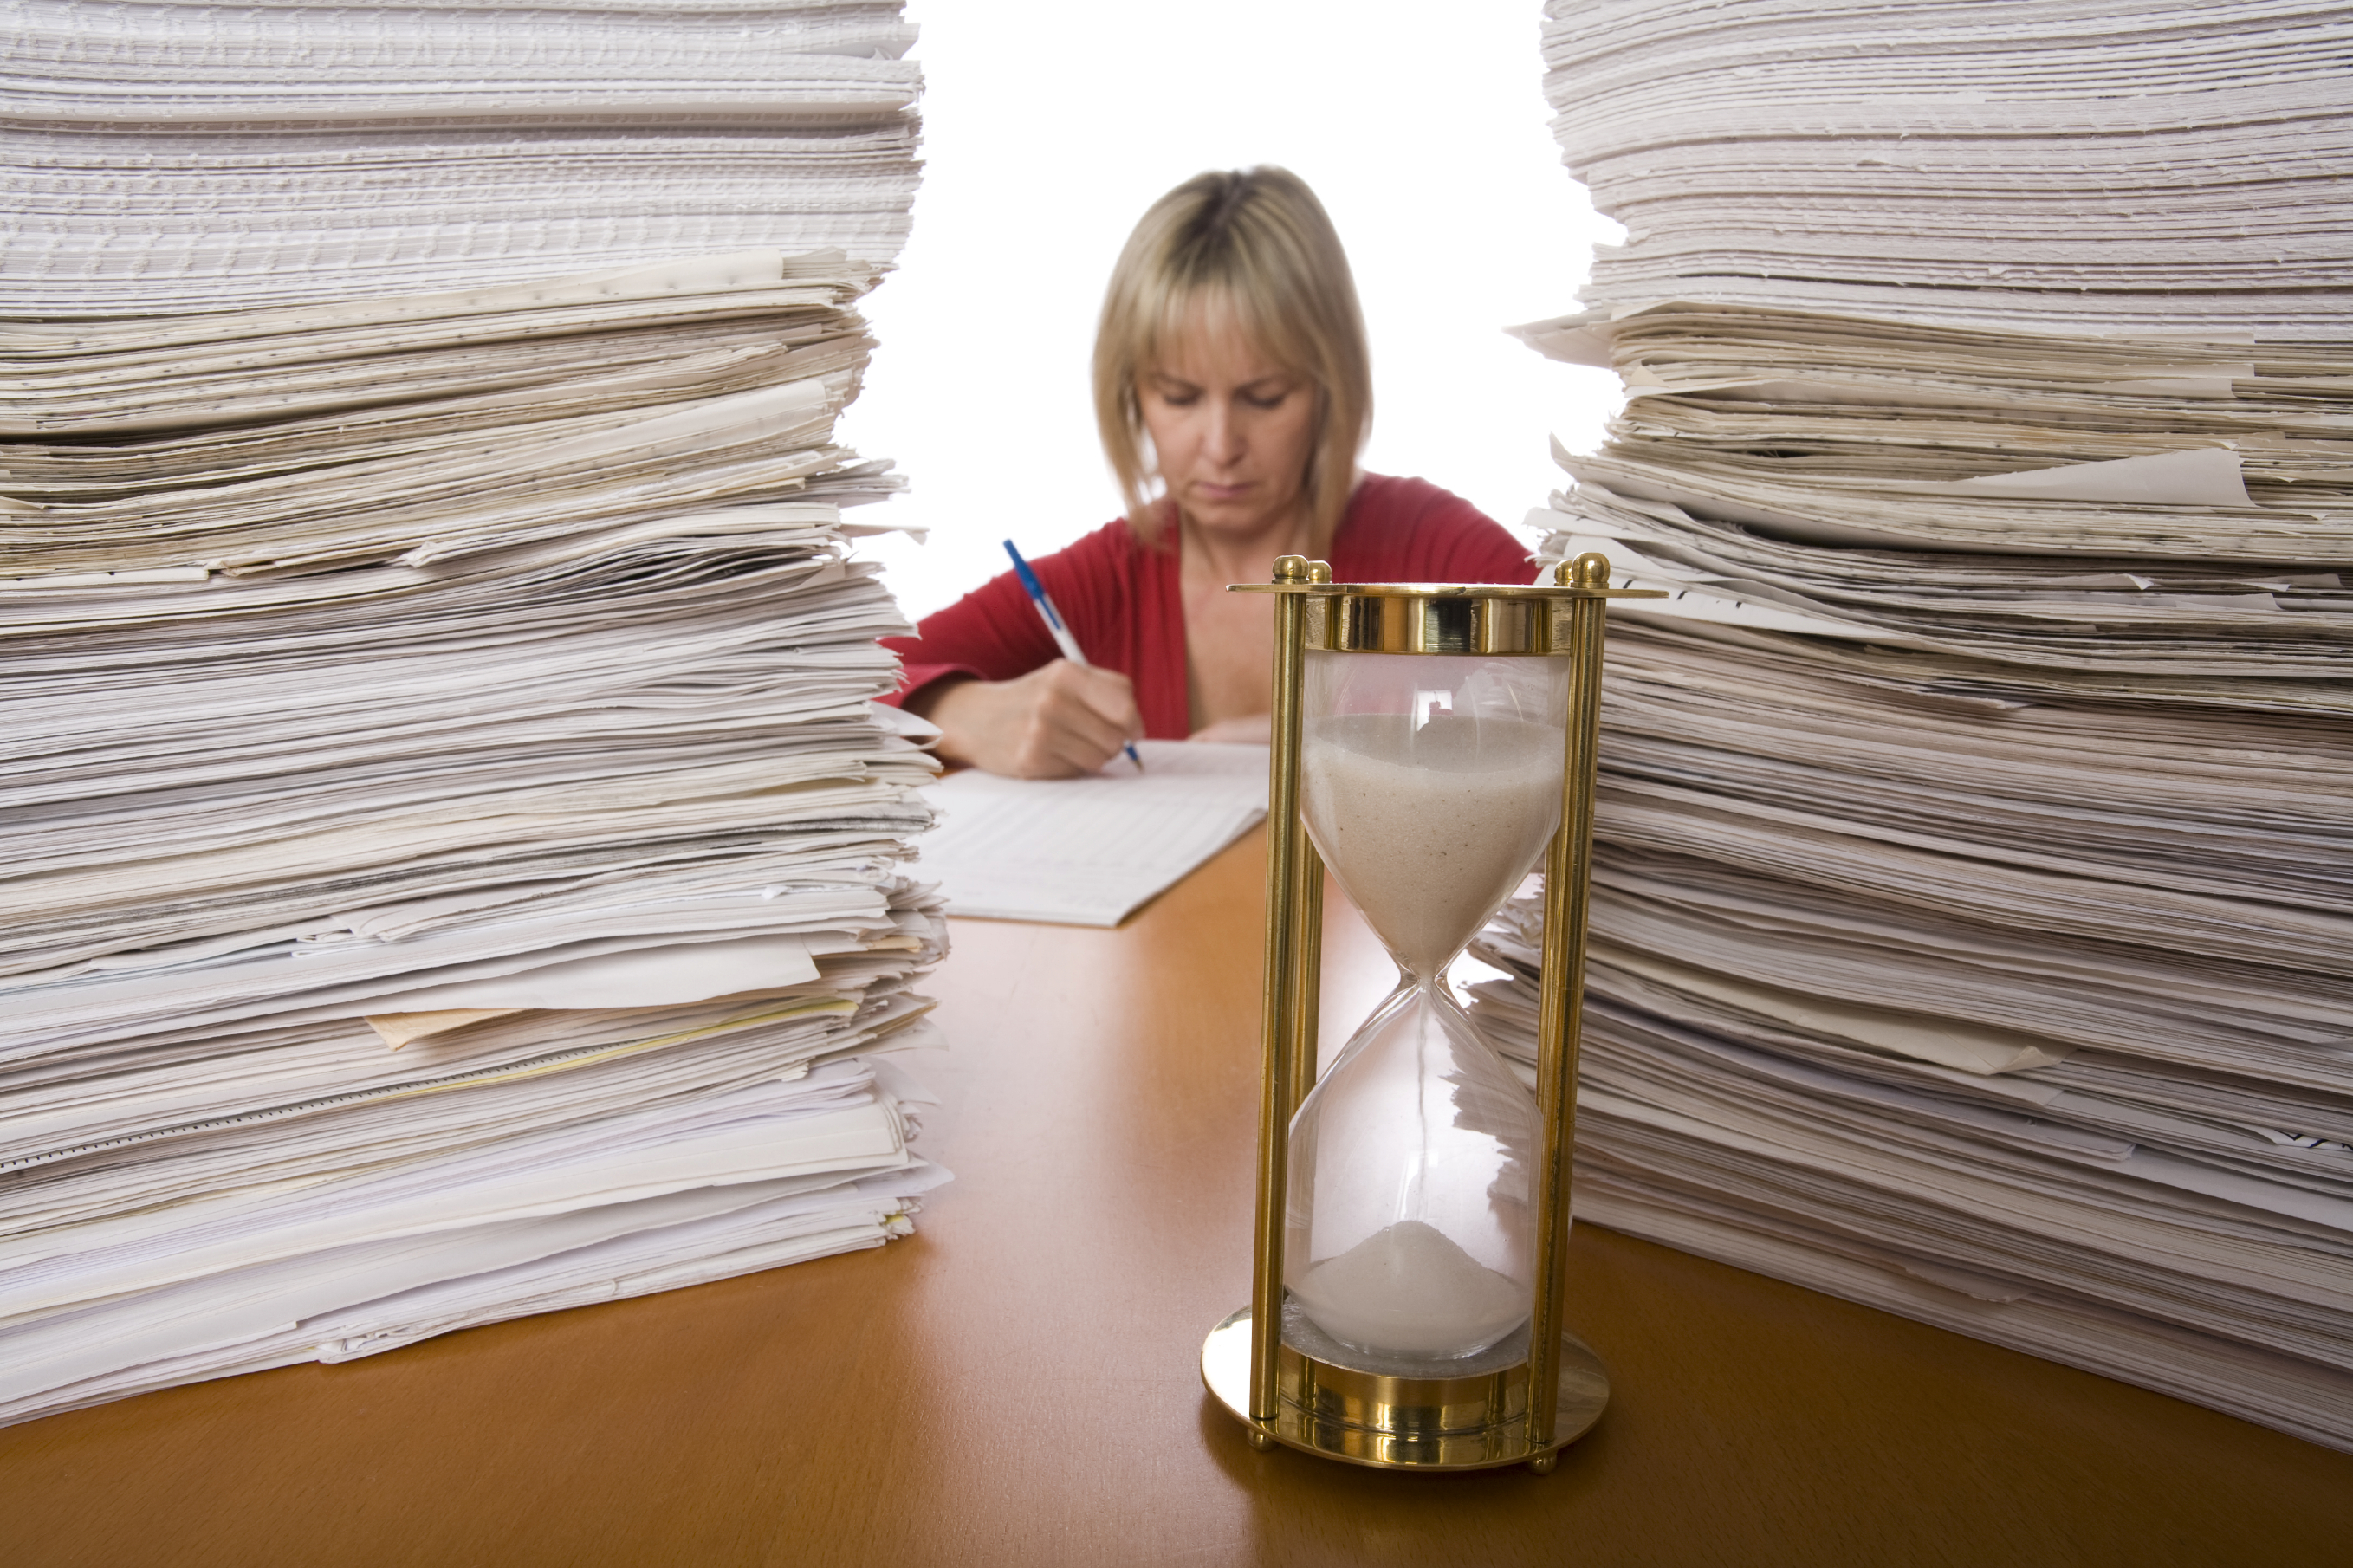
[1285,979,1541,1359]
[1281,649,1571,1367]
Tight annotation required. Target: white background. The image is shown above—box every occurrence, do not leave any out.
[838,0,1624,620]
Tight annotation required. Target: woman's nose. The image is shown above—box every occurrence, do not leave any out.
[1202,398,1245,463]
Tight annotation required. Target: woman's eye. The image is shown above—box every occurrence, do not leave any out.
[1243,386,1293,410]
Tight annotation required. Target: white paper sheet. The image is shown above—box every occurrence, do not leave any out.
[917,742,1269,926]
[369,934,820,1012]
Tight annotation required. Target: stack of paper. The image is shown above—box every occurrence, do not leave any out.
[0,5,943,1428]
[1471,1,2353,1451]
[1540,0,2353,339]
[3,0,920,315]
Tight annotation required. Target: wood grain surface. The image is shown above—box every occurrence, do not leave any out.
[4,827,2350,1566]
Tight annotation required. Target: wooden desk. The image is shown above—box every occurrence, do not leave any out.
[6,830,2350,1566]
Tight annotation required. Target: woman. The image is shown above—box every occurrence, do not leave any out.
[884,166,1533,777]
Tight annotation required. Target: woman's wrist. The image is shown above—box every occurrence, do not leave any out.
[908,677,985,767]
[902,674,973,724]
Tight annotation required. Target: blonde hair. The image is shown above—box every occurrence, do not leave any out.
[1092,166,1371,549]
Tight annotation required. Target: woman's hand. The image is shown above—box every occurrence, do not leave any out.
[912,662,1144,778]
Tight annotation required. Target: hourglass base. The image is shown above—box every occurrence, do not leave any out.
[1200,1305,1609,1472]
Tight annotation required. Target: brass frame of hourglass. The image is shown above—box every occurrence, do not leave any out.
[1198,551,1662,1473]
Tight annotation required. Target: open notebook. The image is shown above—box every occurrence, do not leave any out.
[915,742,1269,926]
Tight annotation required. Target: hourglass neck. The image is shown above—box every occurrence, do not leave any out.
[1396,958,1465,993]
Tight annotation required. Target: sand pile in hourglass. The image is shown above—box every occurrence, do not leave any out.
[1303,713,1564,976]
[1288,706,1562,1362]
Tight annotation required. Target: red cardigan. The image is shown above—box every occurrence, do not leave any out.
[880,475,1535,740]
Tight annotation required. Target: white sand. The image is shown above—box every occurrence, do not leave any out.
[1301,713,1563,977]
[1289,1218,1529,1359]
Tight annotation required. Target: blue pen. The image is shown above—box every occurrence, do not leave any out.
[1003,539,1144,771]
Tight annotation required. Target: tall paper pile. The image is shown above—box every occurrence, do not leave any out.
[1471,0,2353,1450]
[0,3,944,1426]
[4,0,920,315]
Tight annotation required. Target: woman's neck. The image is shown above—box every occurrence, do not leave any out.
[1173,493,1329,735]
[1174,499,1317,586]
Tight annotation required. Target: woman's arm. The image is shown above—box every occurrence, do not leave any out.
[882,530,1148,778]
[911,662,1143,778]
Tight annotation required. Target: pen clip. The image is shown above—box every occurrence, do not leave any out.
[1003,540,1066,632]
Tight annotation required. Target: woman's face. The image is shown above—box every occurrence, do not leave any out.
[1138,301,1319,544]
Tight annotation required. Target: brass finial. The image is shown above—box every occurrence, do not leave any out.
[1273,555,1312,584]
[1307,560,1333,584]
[1554,554,1611,589]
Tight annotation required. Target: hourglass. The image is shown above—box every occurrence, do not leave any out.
[1200,552,1658,1471]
